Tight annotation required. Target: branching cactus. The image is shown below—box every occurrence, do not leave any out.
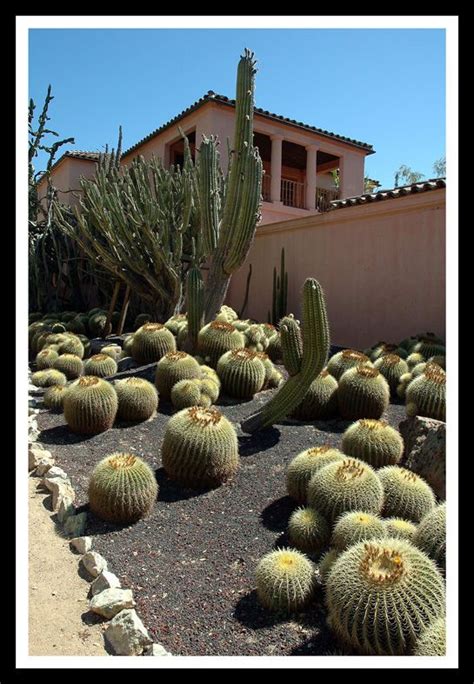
[200,49,263,321]
[241,278,330,433]
[280,315,303,376]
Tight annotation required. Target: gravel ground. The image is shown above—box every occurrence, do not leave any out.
[36,363,407,657]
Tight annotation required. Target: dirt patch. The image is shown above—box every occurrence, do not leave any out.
[28,476,107,656]
[36,378,407,656]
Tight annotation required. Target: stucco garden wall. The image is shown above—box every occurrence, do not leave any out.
[225,189,446,349]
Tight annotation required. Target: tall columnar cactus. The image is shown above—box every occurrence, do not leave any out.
[307,457,384,522]
[200,50,263,322]
[161,406,239,488]
[88,453,158,525]
[63,376,118,434]
[325,538,446,655]
[269,247,288,325]
[341,419,404,468]
[185,264,205,354]
[255,548,316,613]
[241,278,330,433]
[279,315,303,376]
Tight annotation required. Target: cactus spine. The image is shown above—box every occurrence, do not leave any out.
[337,366,390,420]
[63,376,118,434]
[286,445,345,503]
[115,377,159,422]
[413,617,446,656]
[413,503,446,572]
[185,263,204,354]
[217,348,266,399]
[341,419,404,468]
[406,364,446,421]
[241,278,330,433]
[255,548,316,613]
[88,453,158,525]
[269,247,288,325]
[155,351,201,401]
[326,538,446,655]
[327,349,372,381]
[287,507,330,554]
[330,511,386,551]
[291,369,339,421]
[279,315,303,376]
[378,466,436,522]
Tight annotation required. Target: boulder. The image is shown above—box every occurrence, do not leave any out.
[57,494,75,523]
[82,551,108,578]
[145,643,172,656]
[70,536,92,554]
[64,512,87,537]
[399,416,446,500]
[90,570,121,597]
[104,609,152,655]
[89,588,135,619]
[29,447,53,473]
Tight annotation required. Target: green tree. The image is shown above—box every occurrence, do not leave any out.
[433,157,446,177]
[394,165,425,188]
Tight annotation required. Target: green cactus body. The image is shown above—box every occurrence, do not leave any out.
[154,351,201,400]
[288,507,330,554]
[57,335,85,359]
[43,384,68,412]
[369,343,399,362]
[327,349,373,381]
[407,352,426,369]
[170,379,208,409]
[65,318,86,335]
[76,334,92,358]
[60,311,78,322]
[383,517,418,541]
[52,353,83,380]
[319,548,341,584]
[100,344,123,361]
[35,348,59,369]
[161,406,239,488]
[217,348,266,399]
[199,364,221,391]
[233,319,251,333]
[286,446,346,504]
[411,362,427,378]
[52,323,67,333]
[244,324,269,353]
[197,321,245,367]
[378,466,436,522]
[412,340,446,359]
[241,279,330,433]
[394,347,409,360]
[32,329,54,354]
[267,332,282,363]
[164,313,187,335]
[413,617,446,656]
[279,315,303,376]
[88,453,158,525]
[396,372,414,399]
[325,538,445,655]
[89,312,111,338]
[31,369,67,388]
[63,376,118,434]
[133,313,153,331]
[262,323,277,339]
[122,334,135,356]
[83,353,118,378]
[337,366,390,420]
[115,377,159,422]
[330,511,386,551]
[398,335,419,352]
[186,266,205,353]
[307,457,384,521]
[405,364,446,421]
[215,305,238,323]
[341,419,404,468]
[255,548,316,613]
[87,307,105,317]
[291,369,339,420]
[427,355,446,369]
[373,354,409,394]
[131,323,177,364]
[176,322,189,351]
[413,503,446,572]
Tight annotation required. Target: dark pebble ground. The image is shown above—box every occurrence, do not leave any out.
[36,361,407,657]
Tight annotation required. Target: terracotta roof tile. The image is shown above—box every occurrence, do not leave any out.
[122,91,374,158]
[328,178,446,211]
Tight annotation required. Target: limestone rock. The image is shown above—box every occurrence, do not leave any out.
[57,494,75,523]
[29,447,53,472]
[70,536,92,554]
[399,416,446,500]
[82,551,108,578]
[145,643,172,656]
[104,609,152,655]
[42,466,69,487]
[48,479,75,512]
[90,570,121,596]
[89,588,135,619]
[64,512,87,537]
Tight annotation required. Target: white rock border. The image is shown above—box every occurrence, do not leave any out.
[28,375,172,657]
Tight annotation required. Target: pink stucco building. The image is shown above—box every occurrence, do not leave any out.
[37,91,374,225]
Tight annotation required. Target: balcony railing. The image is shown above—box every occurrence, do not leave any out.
[262,175,340,211]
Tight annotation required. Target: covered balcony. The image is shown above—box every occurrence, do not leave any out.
[254,132,343,215]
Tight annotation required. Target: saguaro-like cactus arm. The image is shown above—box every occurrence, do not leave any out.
[240,278,330,433]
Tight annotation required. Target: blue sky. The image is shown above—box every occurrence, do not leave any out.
[29,28,445,189]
